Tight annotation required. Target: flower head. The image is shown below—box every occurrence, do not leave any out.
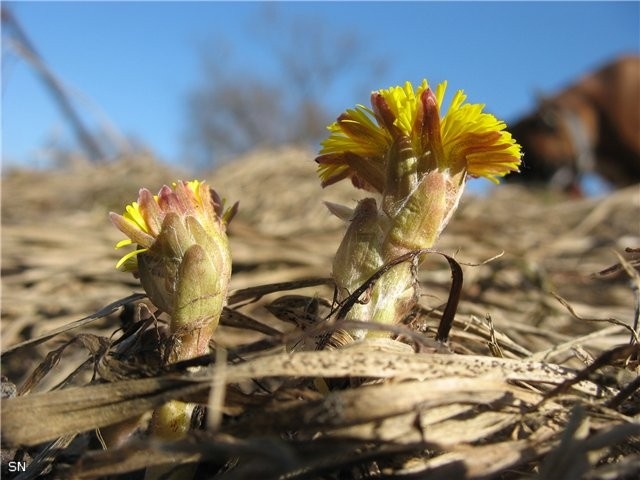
[316,80,521,191]
[111,180,236,272]
[110,180,237,345]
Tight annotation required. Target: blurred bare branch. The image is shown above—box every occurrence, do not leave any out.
[1,6,133,164]
[184,6,388,168]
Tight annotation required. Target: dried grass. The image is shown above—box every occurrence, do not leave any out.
[2,148,639,479]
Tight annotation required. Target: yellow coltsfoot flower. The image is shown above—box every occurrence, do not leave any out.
[111,180,237,457]
[317,79,521,339]
[110,180,237,360]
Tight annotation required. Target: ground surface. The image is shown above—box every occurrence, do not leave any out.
[1,147,639,479]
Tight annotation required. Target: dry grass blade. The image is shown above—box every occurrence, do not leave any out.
[551,292,639,343]
[536,405,640,480]
[223,347,608,396]
[538,344,638,404]
[224,377,515,437]
[1,377,207,446]
[1,293,146,356]
[227,278,334,306]
[220,307,281,336]
[18,333,110,396]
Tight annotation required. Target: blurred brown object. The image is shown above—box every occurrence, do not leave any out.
[509,55,640,193]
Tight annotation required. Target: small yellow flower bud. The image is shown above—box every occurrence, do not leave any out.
[111,180,237,465]
[111,180,236,359]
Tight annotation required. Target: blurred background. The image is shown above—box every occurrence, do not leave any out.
[2,0,638,400]
[2,1,638,176]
